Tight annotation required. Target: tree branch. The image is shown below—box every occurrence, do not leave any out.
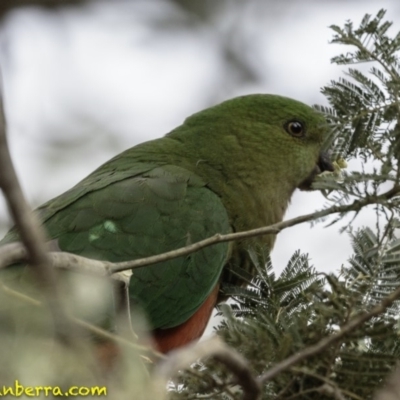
[0,0,86,18]
[108,188,399,274]
[0,186,398,279]
[257,281,400,383]
[0,86,74,341]
[290,367,363,400]
[154,336,261,400]
[0,242,131,281]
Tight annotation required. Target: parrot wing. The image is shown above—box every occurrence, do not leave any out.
[4,164,232,330]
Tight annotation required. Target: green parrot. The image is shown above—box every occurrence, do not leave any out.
[0,94,333,353]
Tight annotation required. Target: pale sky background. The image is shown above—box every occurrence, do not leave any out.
[0,0,398,333]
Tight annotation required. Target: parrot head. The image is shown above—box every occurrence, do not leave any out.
[180,93,334,197]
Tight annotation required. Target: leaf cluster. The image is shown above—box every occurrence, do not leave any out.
[317,9,400,163]
[311,10,400,235]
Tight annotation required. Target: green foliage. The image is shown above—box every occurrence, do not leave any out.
[317,9,400,162]
[170,9,400,400]
[309,10,400,237]
[171,230,400,399]
[310,10,400,233]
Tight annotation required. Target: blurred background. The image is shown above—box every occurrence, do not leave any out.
[0,0,399,278]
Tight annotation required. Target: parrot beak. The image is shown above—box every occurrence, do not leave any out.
[298,152,334,191]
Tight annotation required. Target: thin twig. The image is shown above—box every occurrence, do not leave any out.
[0,282,164,360]
[185,369,241,400]
[212,350,261,400]
[108,186,399,273]
[257,282,400,383]
[0,87,73,342]
[0,186,398,279]
[290,367,363,400]
[0,242,123,278]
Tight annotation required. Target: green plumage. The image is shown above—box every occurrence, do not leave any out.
[1,94,330,332]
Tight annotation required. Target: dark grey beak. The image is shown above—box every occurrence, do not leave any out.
[298,152,335,191]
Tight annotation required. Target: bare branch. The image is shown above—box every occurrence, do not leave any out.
[0,0,86,18]
[290,367,363,400]
[106,185,398,273]
[0,185,399,280]
[154,336,261,400]
[0,242,129,282]
[0,86,73,341]
[258,281,400,383]
[212,349,261,400]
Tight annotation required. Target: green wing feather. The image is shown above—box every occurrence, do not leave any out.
[3,164,231,330]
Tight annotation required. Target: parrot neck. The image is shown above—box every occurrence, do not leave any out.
[123,124,306,245]
[169,126,297,284]
[167,128,297,238]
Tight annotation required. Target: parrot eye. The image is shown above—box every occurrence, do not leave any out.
[285,120,305,137]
